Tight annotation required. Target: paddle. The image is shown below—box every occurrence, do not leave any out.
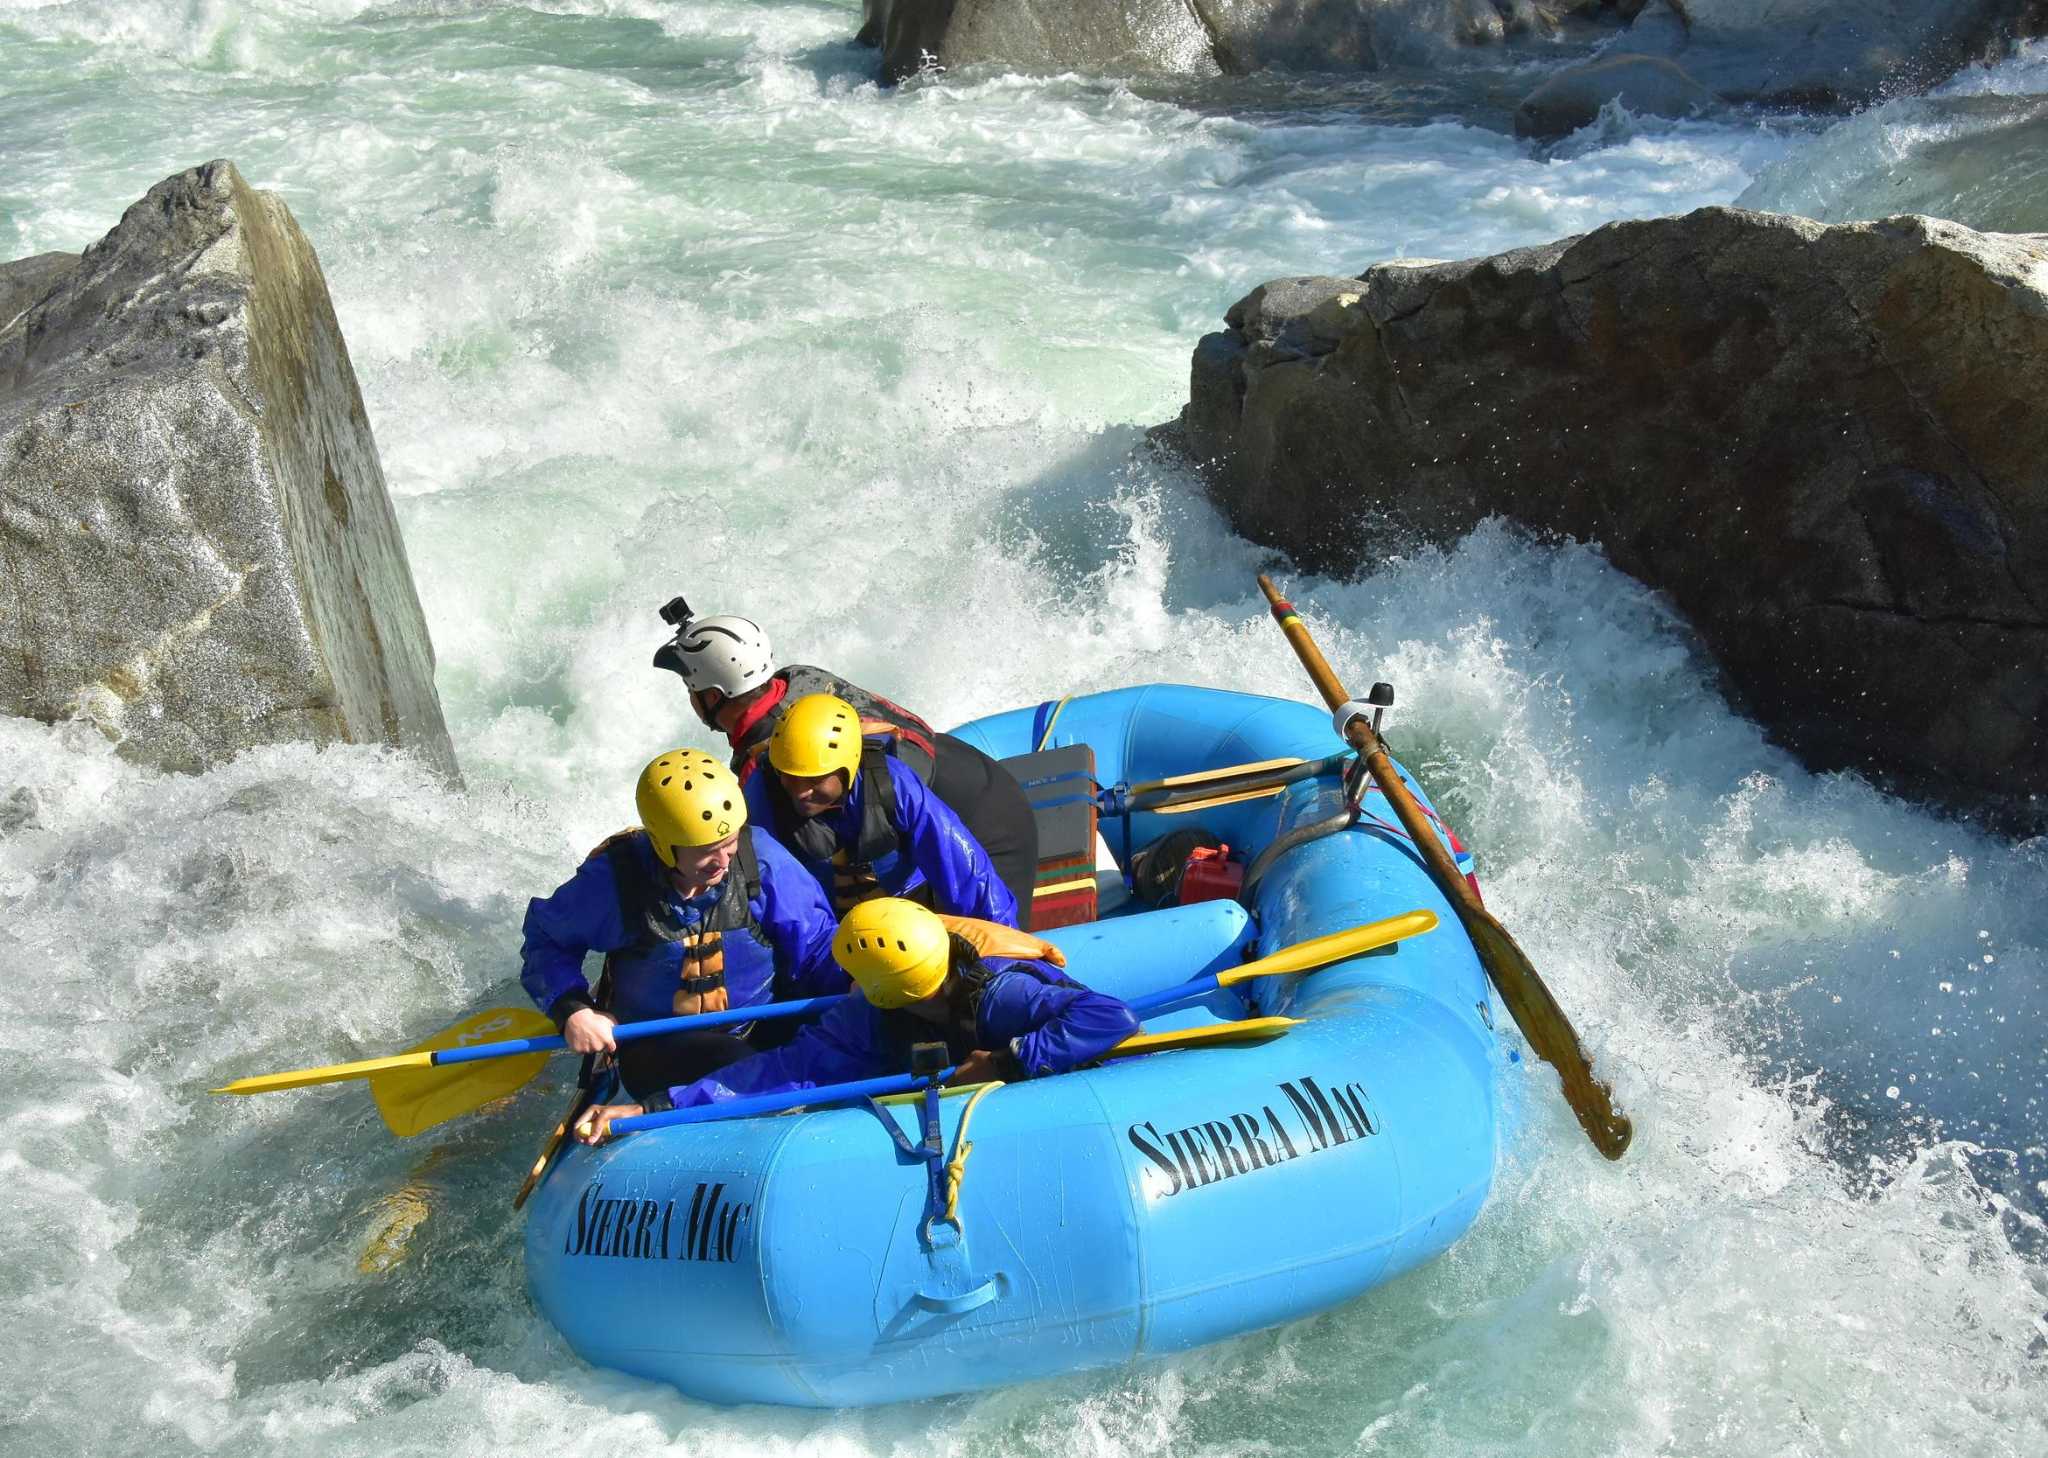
[1129,908,1438,1015]
[370,1008,559,1138]
[605,1016,1300,1136]
[213,909,1383,1131]
[1257,574,1632,1159]
[212,993,850,1136]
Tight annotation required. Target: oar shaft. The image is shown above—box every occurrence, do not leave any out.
[429,993,849,1067]
[1258,577,1469,889]
[1258,577,1353,712]
[1131,974,1220,1015]
[1122,753,1352,814]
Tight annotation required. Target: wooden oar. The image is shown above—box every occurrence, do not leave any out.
[1126,756,1305,793]
[1114,752,1355,816]
[1257,573,1633,1160]
[606,1016,1300,1136]
[1130,908,1437,1015]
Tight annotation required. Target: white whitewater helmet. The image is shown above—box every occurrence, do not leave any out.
[655,604,775,699]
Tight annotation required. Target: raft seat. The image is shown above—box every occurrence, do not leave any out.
[1000,743,1102,930]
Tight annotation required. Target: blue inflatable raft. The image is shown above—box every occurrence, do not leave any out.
[523,684,1501,1406]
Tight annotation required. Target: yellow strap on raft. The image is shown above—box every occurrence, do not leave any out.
[930,1017,1300,1229]
[1033,696,1071,752]
[941,1080,1002,1228]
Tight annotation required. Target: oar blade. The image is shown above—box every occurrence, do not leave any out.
[212,1051,434,1096]
[1151,784,1291,814]
[1218,909,1439,987]
[1462,913,1633,1160]
[369,1007,560,1138]
[1110,1016,1299,1057]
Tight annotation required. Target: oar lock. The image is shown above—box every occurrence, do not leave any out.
[1332,681,1395,740]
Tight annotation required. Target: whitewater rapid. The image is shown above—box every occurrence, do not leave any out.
[2,3,2044,1454]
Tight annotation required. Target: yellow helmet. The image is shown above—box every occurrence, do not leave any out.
[769,693,863,783]
[834,898,951,1009]
[635,749,746,866]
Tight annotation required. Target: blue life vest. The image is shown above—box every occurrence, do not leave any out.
[596,832,772,1021]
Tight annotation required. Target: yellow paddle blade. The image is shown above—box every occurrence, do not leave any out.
[1216,909,1439,987]
[370,1007,559,1138]
[213,1049,437,1096]
[1110,1016,1299,1057]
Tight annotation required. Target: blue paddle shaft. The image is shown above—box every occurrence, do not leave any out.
[610,1067,955,1133]
[428,993,850,1067]
[1129,974,1222,1015]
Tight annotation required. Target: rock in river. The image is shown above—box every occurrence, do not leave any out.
[1171,207,2048,827]
[0,161,460,780]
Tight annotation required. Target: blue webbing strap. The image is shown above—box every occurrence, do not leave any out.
[1027,792,1095,810]
[853,1086,953,1245]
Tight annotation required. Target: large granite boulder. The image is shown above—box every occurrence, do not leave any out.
[860,0,1592,85]
[860,1,2040,111]
[862,0,1216,83]
[0,253,78,332]
[0,161,460,780]
[1170,208,2047,826]
[1513,54,1717,137]
[1612,0,2036,107]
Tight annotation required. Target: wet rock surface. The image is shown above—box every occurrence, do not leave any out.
[861,0,1591,85]
[1514,54,1717,137]
[859,2,2042,123]
[0,161,459,780]
[1170,207,2048,827]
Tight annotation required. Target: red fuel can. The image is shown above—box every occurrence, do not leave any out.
[1176,844,1243,905]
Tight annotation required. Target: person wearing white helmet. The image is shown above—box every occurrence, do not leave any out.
[651,596,1041,925]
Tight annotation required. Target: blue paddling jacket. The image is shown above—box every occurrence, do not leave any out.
[520,826,844,1027]
[746,741,1020,927]
[651,956,1139,1111]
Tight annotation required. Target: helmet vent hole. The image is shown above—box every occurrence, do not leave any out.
[896,939,907,951]
[660,775,672,787]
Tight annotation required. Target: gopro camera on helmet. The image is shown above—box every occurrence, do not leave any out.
[657,595,693,628]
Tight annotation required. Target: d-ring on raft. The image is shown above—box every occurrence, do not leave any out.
[523,683,1502,1406]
